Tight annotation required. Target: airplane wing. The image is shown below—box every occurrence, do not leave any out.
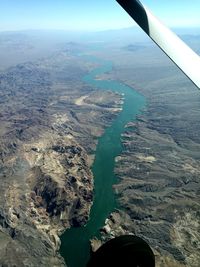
[116,0,200,89]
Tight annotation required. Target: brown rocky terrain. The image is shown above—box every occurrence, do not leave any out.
[90,40,200,267]
[0,45,122,266]
[1,30,199,267]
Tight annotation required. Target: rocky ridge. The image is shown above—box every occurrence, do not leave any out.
[0,50,122,266]
[92,42,200,267]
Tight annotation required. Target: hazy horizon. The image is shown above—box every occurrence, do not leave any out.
[0,25,200,34]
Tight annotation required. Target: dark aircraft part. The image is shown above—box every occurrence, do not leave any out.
[87,235,155,267]
[116,0,200,89]
[116,0,149,34]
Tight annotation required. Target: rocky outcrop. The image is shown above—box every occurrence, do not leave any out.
[0,134,94,266]
[111,118,200,266]
[26,137,93,231]
[0,46,123,266]
[95,38,200,267]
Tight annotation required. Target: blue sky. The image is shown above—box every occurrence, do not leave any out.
[0,0,200,31]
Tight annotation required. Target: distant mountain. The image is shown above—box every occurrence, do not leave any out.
[1,26,199,46]
[123,43,146,52]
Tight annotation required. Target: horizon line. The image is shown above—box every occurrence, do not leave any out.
[0,25,200,34]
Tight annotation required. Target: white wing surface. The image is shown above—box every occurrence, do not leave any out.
[116,0,200,89]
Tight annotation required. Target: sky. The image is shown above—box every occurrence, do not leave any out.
[0,0,200,32]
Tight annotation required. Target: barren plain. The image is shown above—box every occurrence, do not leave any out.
[93,33,200,267]
[0,29,200,267]
[0,34,121,266]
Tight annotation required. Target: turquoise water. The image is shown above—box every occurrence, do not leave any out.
[60,56,145,267]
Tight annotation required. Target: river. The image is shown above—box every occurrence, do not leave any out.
[60,55,145,267]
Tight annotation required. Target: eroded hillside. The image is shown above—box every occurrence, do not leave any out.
[0,46,122,266]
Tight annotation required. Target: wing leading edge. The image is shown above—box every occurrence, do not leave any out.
[116,0,200,89]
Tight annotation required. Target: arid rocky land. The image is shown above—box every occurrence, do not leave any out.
[1,30,200,267]
[92,38,200,267]
[0,40,122,266]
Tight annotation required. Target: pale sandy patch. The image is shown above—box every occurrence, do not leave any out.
[75,95,88,106]
[183,163,197,174]
[88,154,95,167]
[137,154,156,163]
[66,134,74,139]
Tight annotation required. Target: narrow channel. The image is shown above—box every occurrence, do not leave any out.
[60,55,145,267]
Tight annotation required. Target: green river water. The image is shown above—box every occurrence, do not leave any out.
[60,55,145,267]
